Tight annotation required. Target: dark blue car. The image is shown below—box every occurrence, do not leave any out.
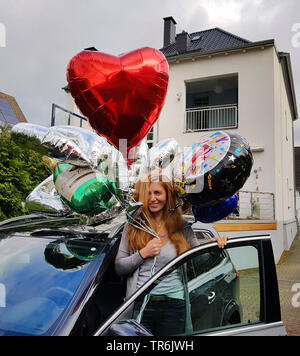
[0,214,285,336]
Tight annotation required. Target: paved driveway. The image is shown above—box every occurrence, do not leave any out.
[276,232,300,336]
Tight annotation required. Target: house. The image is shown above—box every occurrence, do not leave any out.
[155,16,298,261]
[0,92,27,126]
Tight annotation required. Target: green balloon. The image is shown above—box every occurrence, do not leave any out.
[53,163,117,216]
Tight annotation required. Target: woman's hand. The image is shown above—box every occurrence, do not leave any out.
[210,236,229,249]
[139,238,162,259]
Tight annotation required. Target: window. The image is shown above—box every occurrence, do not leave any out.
[194,230,213,241]
[185,74,238,132]
[123,243,261,336]
[146,127,154,148]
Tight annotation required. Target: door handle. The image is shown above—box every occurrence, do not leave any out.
[207,291,216,304]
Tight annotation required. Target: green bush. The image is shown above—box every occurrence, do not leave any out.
[0,126,51,221]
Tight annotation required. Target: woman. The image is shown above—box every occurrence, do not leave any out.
[115,173,228,334]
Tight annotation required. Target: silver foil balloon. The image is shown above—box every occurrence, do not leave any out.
[42,129,92,166]
[12,124,129,180]
[12,123,90,166]
[136,138,179,181]
[44,126,129,187]
[149,138,178,169]
[25,175,72,215]
[85,201,123,225]
[128,139,149,186]
[45,126,110,167]
[97,141,129,190]
[12,122,49,141]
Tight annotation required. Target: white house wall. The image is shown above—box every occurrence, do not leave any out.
[158,47,276,196]
[273,48,297,250]
[65,93,93,130]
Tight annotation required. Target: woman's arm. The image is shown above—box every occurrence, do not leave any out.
[210,236,229,249]
[115,225,145,276]
[184,223,229,249]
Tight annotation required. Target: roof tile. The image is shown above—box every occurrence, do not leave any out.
[161,28,251,57]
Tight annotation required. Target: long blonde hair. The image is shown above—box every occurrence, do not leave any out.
[127,173,189,255]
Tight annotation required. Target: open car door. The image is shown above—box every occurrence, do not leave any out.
[94,235,286,337]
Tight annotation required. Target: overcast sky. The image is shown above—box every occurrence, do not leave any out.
[1,0,300,143]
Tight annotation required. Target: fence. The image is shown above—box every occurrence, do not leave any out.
[186,105,238,132]
[51,104,88,128]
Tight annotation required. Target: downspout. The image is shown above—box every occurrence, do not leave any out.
[279,53,298,224]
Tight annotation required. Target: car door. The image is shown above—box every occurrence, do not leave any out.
[94,235,286,336]
[189,228,228,329]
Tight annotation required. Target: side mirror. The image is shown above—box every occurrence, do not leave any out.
[102,319,153,336]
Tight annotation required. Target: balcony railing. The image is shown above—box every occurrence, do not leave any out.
[185,104,238,132]
[51,103,87,127]
[229,191,275,220]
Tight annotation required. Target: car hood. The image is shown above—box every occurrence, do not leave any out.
[0,216,121,336]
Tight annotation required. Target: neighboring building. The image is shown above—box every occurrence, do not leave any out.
[156,17,298,261]
[0,92,27,126]
[59,86,91,130]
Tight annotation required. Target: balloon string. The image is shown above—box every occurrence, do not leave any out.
[96,178,195,241]
[141,211,161,238]
[128,216,158,238]
[136,221,194,323]
[94,179,158,238]
[136,224,194,323]
[159,223,193,238]
[126,210,155,235]
[135,211,169,323]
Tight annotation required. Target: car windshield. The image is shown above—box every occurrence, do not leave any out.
[0,233,108,336]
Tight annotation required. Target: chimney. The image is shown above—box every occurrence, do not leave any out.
[163,16,177,48]
[176,31,191,54]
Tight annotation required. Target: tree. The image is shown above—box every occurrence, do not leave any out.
[0,126,51,221]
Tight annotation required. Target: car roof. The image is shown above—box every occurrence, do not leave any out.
[183,215,219,237]
[0,214,126,236]
[0,213,218,239]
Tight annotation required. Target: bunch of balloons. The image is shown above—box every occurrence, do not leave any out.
[13,46,253,226]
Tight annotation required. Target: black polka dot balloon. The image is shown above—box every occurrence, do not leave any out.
[173,131,253,207]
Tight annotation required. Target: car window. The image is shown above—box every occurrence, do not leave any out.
[186,249,227,279]
[194,230,212,241]
[112,242,262,336]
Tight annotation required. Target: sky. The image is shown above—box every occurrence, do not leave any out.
[0,0,300,143]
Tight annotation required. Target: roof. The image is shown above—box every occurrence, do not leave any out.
[0,92,27,126]
[160,27,251,57]
[160,19,298,121]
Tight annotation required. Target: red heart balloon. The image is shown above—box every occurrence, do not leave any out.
[67,47,169,154]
